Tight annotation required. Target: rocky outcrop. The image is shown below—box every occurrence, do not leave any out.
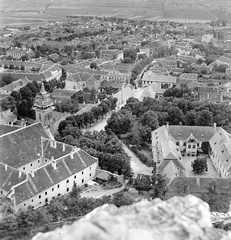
[33,195,231,240]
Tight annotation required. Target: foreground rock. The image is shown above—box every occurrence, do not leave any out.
[33,195,231,240]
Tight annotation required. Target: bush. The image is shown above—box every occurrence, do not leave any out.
[137,151,148,164]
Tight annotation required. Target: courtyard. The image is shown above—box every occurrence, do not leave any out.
[183,156,219,178]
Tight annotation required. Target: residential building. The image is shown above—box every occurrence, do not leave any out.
[142,71,176,87]
[0,78,30,95]
[0,122,98,213]
[152,124,218,177]
[210,128,231,177]
[177,73,198,88]
[216,56,231,68]
[6,47,34,60]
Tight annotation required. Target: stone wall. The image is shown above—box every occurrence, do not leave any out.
[33,195,231,240]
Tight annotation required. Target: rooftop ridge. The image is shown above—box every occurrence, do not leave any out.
[0,122,43,138]
[2,170,13,188]
[76,150,87,167]
[27,175,38,193]
[61,158,72,175]
[43,167,54,184]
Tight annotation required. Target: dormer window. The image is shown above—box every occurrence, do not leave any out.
[201,134,204,138]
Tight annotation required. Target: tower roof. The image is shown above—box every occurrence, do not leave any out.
[33,83,54,110]
[40,82,47,95]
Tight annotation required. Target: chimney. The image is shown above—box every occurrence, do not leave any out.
[52,159,57,170]
[19,171,22,178]
[51,156,54,161]
[70,151,74,159]
[5,164,7,171]
[31,171,35,177]
[214,122,217,130]
[166,122,169,130]
[50,140,57,148]
[62,143,65,152]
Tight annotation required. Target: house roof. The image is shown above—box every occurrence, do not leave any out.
[0,122,49,168]
[216,56,231,66]
[13,148,97,205]
[0,78,30,92]
[0,124,21,136]
[142,71,176,83]
[0,163,27,192]
[179,73,198,81]
[0,111,17,124]
[169,125,217,142]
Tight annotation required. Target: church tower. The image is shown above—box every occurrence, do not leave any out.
[33,83,54,127]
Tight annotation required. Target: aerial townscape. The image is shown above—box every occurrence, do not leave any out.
[2,0,231,239]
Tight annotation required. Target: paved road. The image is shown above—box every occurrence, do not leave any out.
[80,185,125,198]
[122,143,153,177]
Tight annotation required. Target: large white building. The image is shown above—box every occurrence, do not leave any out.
[0,122,98,213]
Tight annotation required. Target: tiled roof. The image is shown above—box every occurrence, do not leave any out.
[169,125,217,142]
[0,124,21,136]
[0,163,27,192]
[42,138,73,160]
[142,71,176,83]
[13,148,97,205]
[216,56,231,66]
[0,78,30,92]
[0,123,49,168]
[179,73,198,81]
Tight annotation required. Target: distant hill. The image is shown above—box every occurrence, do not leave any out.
[1,0,231,28]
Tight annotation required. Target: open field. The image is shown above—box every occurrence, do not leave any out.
[1,0,231,28]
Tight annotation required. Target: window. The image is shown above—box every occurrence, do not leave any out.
[39,195,41,199]
[89,173,91,177]
[188,145,191,149]
[176,142,179,146]
[39,202,41,204]
[90,167,91,170]
[183,142,186,146]
[82,171,84,175]
[24,203,26,206]
[57,185,60,188]
[67,188,69,192]
[66,179,69,183]
[45,192,47,195]
[74,175,76,179]
[23,167,25,170]
[222,150,224,153]
[82,179,84,183]
[192,145,196,149]
[52,188,54,191]
[38,160,40,163]
[31,163,33,167]
[31,199,34,202]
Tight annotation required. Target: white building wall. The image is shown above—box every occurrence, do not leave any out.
[16,162,98,212]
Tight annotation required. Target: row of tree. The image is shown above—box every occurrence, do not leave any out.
[105,95,231,148]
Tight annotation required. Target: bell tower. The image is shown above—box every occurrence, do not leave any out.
[33,83,54,127]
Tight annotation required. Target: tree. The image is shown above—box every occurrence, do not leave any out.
[195,110,213,126]
[149,173,169,199]
[140,110,159,131]
[191,158,208,173]
[70,182,81,199]
[20,65,25,71]
[1,74,15,86]
[112,193,133,207]
[9,64,14,70]
[201,142,210,154]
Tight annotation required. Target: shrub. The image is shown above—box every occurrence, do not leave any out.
[137,151,148,164]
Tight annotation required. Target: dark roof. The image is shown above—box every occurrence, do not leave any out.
[0,163,27,192]
[0,123,49,168]
[169,125,217,142]
[0,124,21,136]
[14,148,97,205]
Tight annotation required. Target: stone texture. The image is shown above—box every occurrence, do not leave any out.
[33,195,231,240]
